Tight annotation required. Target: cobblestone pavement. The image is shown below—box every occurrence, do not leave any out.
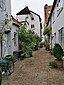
[2,48,64,85]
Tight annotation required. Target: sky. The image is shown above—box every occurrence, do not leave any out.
[11,0,54,23]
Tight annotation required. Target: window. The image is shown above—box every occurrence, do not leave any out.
[0,0,6,11]
[31,17,34,20]
[57,0,63,17]
[59,28,62,45]
[59,28,64,49]
[54,33,56,43]
[14,32,17,46]
[31,24,34,28]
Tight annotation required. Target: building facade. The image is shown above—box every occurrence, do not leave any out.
[0,0,20,58]
[0,0,11,57]
[48,0,64,50]
[16,6,42,38]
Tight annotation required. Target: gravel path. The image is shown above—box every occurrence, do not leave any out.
[2,48,64,85]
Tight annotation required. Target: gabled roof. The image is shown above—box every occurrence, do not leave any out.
[16,6,31,15]
[16,6,41,22]
[16,6,40,17]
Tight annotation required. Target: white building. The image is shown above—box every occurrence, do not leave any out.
[0,0,11,57]
[0,0,11,24]
[48,0,64,50]
[0,0,20,58]
[1,16,20,58]
[16,6,42,38]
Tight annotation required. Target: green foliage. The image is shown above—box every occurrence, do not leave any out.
[0,60,7,71]
[18,26,41,57]
[62,51,64,56]
[45,44,49,50]
[4,18,8,24]
[50,49,53,55]
[43,26,51,36]
[53,43,63,60]
[49,61,57,68]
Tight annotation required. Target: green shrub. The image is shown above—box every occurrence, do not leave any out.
[49,61,57,68]
[62,51,64,56]
[22,45,32,57]
[53,43,63,60]
[18,26,41,58]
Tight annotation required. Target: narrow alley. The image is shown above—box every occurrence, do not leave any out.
[2,48,64,85]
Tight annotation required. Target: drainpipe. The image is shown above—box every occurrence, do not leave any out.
[50,19,52,50]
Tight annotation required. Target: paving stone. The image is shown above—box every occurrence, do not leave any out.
[2,48,64,85]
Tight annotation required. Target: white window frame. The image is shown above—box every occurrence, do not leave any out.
[59,27,64,46]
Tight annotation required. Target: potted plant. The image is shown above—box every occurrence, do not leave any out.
[53,43,63,68]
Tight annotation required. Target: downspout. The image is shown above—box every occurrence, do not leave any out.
[50,19,52,50]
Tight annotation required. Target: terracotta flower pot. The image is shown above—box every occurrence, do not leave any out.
[55,59,63,68]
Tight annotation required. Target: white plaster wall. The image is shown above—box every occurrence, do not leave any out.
[6,0,11,16]
[0,0,11,24]
[0,9,5,24]
[2,22,19,57]
[0,9,5,57]
[0,0,11,57]
[31,12,40,37]
[16,15,27,22]
[51,1,64,49]
[16,14,31,29]
[16,13,41,37]
[11,23,19,55]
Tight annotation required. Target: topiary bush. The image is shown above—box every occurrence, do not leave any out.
[53,43,63,60]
